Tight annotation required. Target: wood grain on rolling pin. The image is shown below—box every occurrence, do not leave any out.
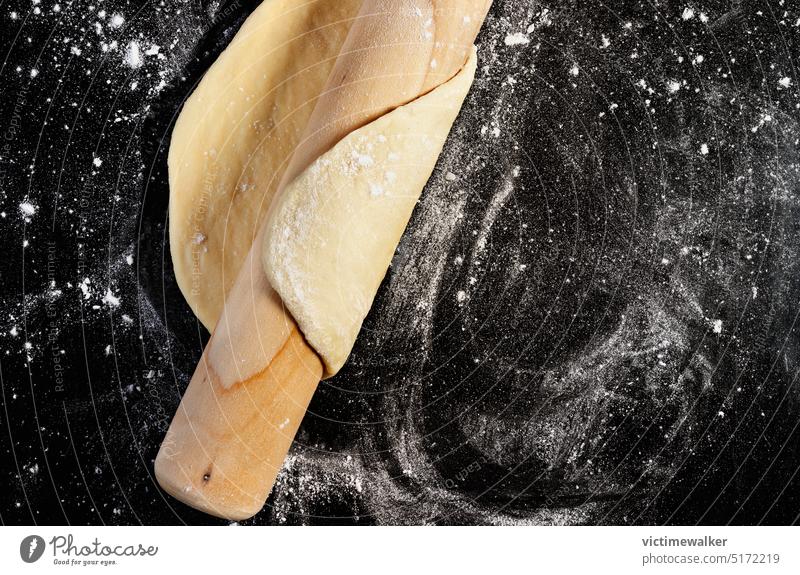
[155,0,492,521]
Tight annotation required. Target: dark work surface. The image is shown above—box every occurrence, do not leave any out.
[1,0,799,525]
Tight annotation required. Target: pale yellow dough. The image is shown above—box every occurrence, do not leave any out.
[170,0,477,376]
[262,49,477,376]
[169,0,361,329]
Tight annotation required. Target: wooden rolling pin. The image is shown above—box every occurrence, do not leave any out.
[155,0,492,520]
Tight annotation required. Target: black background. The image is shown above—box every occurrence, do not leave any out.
[1,0,800,525]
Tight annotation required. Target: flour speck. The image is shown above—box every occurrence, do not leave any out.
[504,32,530,47]
[102,288,121,308]
[19,202,37,218]
[125,42,142,69]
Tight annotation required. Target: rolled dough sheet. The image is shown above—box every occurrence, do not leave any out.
[263,48,478,377]
[169,0,361,329]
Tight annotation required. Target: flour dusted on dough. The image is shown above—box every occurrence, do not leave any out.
[263,49,478,377]
[168,0,362,329]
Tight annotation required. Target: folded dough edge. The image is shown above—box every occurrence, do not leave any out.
[262,47,478,377]
[168,0,361,330]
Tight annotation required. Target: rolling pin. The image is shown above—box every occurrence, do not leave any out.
[155,0,492,521]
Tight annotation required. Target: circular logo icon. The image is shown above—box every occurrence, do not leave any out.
[19,535,46,563]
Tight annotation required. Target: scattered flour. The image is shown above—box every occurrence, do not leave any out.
[504,32,530,46]
[124,41,142,68]
[102,288,121,308]
[19,202,37,217]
